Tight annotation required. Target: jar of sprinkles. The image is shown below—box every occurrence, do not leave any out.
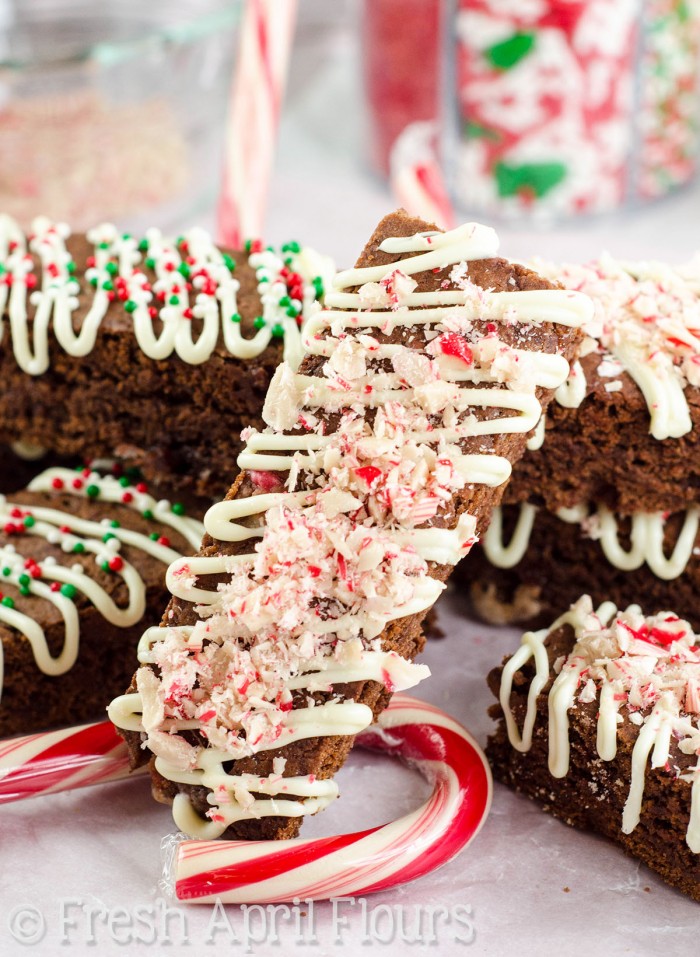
[446,0,700,220]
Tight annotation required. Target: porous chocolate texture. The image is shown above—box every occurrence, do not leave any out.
[460,505,700,630]
[0,445,78,495]
[454,336,700,627]
[120,209,583,841]
[0,235,283,504]
[0,486,200,737]
[487,624,700,902]
[504,351,700,516]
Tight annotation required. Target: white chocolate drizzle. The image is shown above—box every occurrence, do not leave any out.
[535,254,700,440]
[553,358,587,408]
[526,415,545,451]
[10,441,47,461]
[0,467,204,702]
[481,503,537,569]
[568,505,700,580]
[0,215,333,375]
[483,502,700,581]
[110,220,590,838]
[499,595,700,852]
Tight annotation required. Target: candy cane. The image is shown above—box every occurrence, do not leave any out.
[389,122,455,230]
[0,720,142,803]
[217,0,299,247]
[171,694,491,904]
[0,697,491,903]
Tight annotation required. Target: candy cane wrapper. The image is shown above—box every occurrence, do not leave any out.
[163,695,492,904]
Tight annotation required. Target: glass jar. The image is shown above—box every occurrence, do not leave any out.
[446,0,700,221]
[0,0,240,232]
[360,0,442,177]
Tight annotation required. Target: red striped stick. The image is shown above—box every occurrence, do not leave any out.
[172,695,492,903]
[217,0,299,247]
[0,720,142,803]
[0,697,491,904]
[390,122,456,230]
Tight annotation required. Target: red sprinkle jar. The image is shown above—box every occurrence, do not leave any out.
[361,0,442,176]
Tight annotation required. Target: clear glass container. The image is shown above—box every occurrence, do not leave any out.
[0,0,241,232]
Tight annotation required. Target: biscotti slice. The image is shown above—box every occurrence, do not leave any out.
[109,210,590,841]
[509,254,700,513]
[0,442,78,495]
[0,466,204,736]
[0,216,332,502]
[487,595,700,901]
[467,502,700,630]
[459,255,700,627]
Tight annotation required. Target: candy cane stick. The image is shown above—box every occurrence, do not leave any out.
[0,696,491,903]
[217,0,299,247]
[0,720,142,803]
[390,121,455,230]
[171,694,491,904]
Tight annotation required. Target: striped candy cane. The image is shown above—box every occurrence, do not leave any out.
[172,694,491,903]
[217,0,299,247]
[0,720,142,803]
[390,122,456,230]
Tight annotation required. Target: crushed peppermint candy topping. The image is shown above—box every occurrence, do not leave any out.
[560,596,700,743]
[534,254,700,438]
[507,594,700,850]
[537,255,700,379]
[379,269,418,309]
[293,408,467,530]
[137,263,534,764]
[435,331,474,365]
[134,230,579,794]
[139,504,428,762]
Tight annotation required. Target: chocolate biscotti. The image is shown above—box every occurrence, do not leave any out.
[458,255,700,627]
[469,503,700,629]
[0,466,203,736]
[0,442,77,495]
[487,595,700,901]
[0,216,332,503]
[109,209,589,842]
